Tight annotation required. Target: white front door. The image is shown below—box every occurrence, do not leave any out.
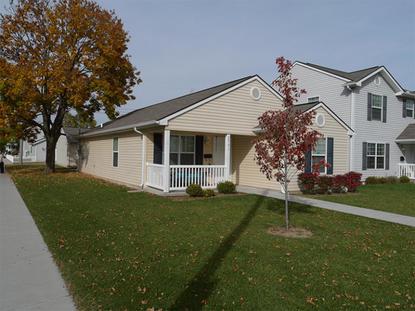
[212,136,225,165]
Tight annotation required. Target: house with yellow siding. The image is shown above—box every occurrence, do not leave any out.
[79,75,353,193]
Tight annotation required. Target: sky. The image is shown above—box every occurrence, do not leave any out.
[1,0,414,123]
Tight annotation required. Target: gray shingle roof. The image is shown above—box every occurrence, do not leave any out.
[397,124,415,140]
[86,75,255,135]
[297,61,381,82]
[63,127,90,143]
[292,102,320,113]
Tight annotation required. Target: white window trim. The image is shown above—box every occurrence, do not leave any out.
[308,96,320,103]
[371,93,384,122]
[112,137,119,167]
[366,142,385,170]
[312,137,328,175]
[170,134,196,165]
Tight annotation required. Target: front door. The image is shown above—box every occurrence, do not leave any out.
[212,136,225,165]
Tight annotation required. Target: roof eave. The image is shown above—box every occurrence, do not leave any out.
[81,120,160,138]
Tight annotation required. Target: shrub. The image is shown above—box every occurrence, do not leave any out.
[186,184,204,197]
[204,189,215,197]
[298,173,318,194]
[217,181,236,194]
[365,176,379,185]
[378,177,387,184]
[385,176,399,184]
[344,171,362,192]
[316,176,333,194]
[400,175,411,183]
[332,175,348,193]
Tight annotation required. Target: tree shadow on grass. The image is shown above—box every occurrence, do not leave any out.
[170,195,265,311]
[265,199,315,215]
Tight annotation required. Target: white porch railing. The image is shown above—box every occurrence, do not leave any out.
[170,165,227,190]
[146,163,165,190]
[398,163,415,179]
[146,163,228,191]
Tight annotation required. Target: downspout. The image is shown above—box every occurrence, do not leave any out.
[347,85,355,172]
[134,127,145,189]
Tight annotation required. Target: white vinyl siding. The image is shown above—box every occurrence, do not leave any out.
[167,80,282,135]
[308,96,320,103]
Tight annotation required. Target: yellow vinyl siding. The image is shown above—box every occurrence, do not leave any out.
[232,107,350,192]
[80,132,142,187]
[167,80,282,135]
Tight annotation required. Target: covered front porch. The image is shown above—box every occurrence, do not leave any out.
[397,124,415,180]
[145,129,233,192]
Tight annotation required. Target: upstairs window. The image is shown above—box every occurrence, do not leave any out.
[404,99,415,118]
[112,137,119,167]
[371,94,383,121]
[308,96,320,103]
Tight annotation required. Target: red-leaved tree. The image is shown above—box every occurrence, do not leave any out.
[254,57,321,229]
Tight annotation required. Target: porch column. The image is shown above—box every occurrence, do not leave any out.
[163,129,170,192]
[224,134,231,180]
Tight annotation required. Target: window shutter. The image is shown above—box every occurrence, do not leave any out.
[362,142,367,170]
[153,133,163,164]
[305,149,312,173]
[327,138,334,175]
[403,99,407,118]
[367,93,372,121]
[195,135,204,165]
[382,96,387,123]
[385,143,390,170]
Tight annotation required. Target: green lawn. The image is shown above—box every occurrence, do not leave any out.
[310,184,415,217]
[9,166,415,310]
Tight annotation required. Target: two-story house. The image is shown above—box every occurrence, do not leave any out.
[291,61,415,180]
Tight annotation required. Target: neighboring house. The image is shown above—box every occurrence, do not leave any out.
[79,75,353,192]
[291,61,415,180]
[6,136,46,163]
[6,127,85,167]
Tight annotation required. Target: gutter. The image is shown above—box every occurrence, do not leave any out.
[81,120,159,138]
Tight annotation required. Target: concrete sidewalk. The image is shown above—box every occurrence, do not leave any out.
[237,185,415,228]
[0,173,75,311]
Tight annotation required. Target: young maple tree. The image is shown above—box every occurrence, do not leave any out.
[254,57,321,229]
[0,0,140,173]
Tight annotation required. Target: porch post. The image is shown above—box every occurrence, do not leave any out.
[163,129,170,192]
[224,134,231,180]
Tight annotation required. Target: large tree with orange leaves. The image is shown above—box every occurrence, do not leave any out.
[0,0,140,172]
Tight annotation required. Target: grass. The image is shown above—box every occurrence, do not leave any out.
[8,165,415,310]
[310,184,415,217]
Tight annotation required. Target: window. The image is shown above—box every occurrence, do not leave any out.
[308,96,320,103]
[312,138,327,174]
[366,143,385,169]
[371,94,383,121]
[170,135,195,165]
[112,137,119,167]
[405,100,415,118]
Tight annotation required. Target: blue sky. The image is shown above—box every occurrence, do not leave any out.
[1,0,415,123]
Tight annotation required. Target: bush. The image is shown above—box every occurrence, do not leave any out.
[203,189,215,197]
[385,176,399,184]
[298,173,318,194]
[316,176,333,194]
[344,171,362,192]
[186,184,204,197]
[400,175,411,183]
[332,175,348,193]
[365,176,379,184]
[217,181,236,194]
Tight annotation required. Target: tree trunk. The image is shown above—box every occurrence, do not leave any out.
[283,153,289,230]
[45,136,58,174]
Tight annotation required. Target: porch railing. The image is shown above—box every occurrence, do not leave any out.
[146,163,165,190]
[398,163,415,179]
[170,165,227,190]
